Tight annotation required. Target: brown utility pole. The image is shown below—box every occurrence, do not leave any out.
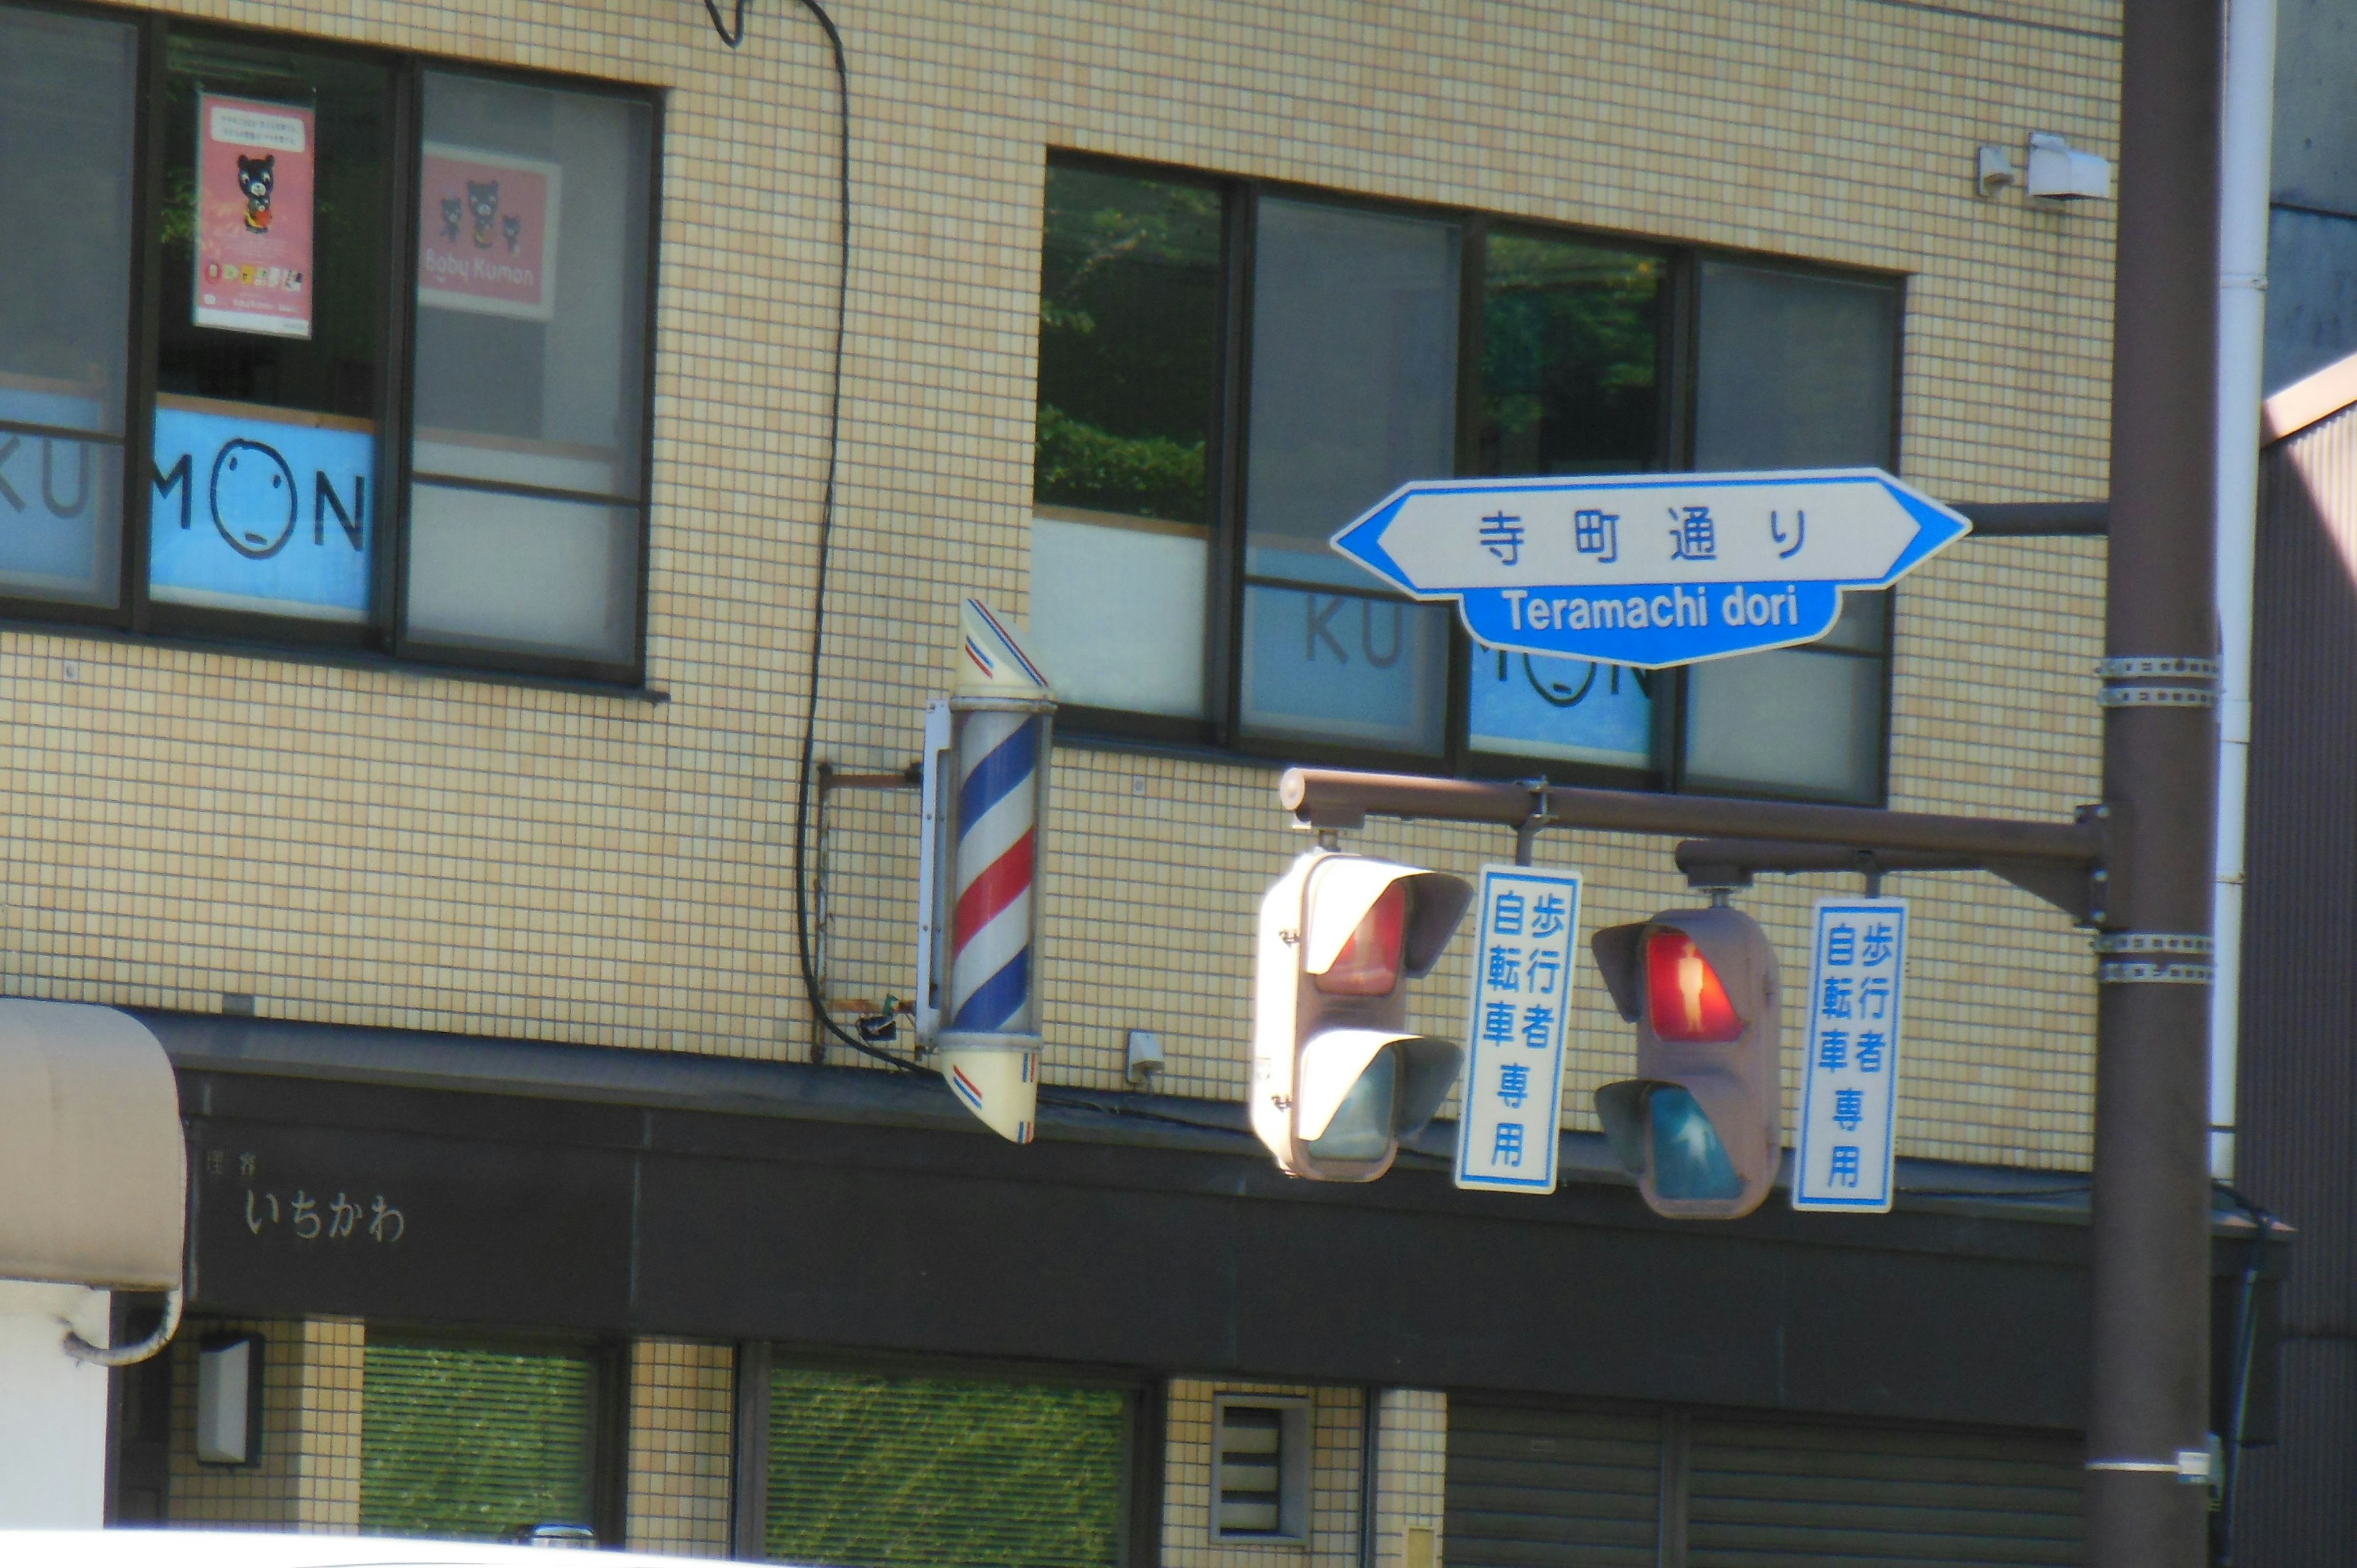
[2086,0,2223,1559]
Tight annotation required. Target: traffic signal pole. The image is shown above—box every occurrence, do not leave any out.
[2086,0,2223,1558]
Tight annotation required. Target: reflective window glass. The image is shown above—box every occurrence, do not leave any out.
[1029,164,1222,717]
[1684,261,1900,801]
[1239,198,1458,754]
[1467,232,1665,770]
[0,7,138,605]
[404,71,652,666]
[152,34,390,625]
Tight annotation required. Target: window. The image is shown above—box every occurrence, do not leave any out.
[0,3,657,683]
[359,1334,622,1541]
[763,1362,1139,1567]
[1031,156,1903,803]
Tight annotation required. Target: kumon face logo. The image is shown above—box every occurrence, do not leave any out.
[148,403,373,622]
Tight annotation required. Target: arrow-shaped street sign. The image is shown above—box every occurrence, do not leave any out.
[1329,468,1972,669]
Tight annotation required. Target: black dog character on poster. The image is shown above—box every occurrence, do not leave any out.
[236,154,275,233]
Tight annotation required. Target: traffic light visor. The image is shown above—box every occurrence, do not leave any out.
[1302,859,1473,984]
[1644,929,1743,1043]
[1302,1041,1398,1161]
[1315,884,1406,997]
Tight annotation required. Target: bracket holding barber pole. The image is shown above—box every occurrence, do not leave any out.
[916,598,1056,1143]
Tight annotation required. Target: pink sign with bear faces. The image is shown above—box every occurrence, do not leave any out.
[417,144,562,322]
[194,93,316,339]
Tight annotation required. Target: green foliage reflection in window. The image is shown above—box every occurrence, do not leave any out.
[359,1340,597,1540]
[1035,164,1222,523]
[1479,234,1662,477]
[765,1366,1130,1568]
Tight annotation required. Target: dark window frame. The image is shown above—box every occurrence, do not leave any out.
[754,1343,1163,1568]
[1040,149,1902,805]
[0,0,662,689]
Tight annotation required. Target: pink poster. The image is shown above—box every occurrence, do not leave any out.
[194,94,315,339]
[418,144,562,322]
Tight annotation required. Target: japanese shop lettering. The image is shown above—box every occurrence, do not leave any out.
[211,1148,406,1246]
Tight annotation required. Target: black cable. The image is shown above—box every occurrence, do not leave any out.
[721,0,918,1075]
[702,0,746,47]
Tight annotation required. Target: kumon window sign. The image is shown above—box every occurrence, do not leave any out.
[417,143,562,322]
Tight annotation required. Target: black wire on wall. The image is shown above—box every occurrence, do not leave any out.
[705,0,919,1073]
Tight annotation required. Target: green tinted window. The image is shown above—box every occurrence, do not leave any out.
[766,1366,1131,1568]
[1035,164,1222,523]
[1477,233,1662,478]
[360,1339,598,1540]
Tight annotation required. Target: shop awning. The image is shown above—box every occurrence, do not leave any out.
[0,1002,184,1290]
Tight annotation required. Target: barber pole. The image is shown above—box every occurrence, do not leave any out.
[918,600,1055,1143]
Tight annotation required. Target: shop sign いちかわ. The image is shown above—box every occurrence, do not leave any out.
[195,95,315,339]
[419,144,562,321]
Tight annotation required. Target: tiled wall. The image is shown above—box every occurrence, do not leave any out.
[624,1338,736,1558]
[16,0,2117,1167]
[165,1316,363,1531]
[1371,1391,1448,1568]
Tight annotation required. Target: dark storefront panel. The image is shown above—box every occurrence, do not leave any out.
[1449,1397,2083,1568]
[176,1055,2093,1431]
[1685,1415,2082,1566]
[763,1365,1134,1568]
[1446,1400,1663,1567]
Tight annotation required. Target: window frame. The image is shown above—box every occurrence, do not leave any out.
[1039,150,1902,805]
[0,0,663,689]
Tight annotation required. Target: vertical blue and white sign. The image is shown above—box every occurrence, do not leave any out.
[1794,897,1908,1212]
[1455,863,1581,1194]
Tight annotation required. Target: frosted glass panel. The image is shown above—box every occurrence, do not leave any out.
[406,482,637,660]
[1240,585,1449,754]
[1684,648,1881,800]
[1028,512,1208,717]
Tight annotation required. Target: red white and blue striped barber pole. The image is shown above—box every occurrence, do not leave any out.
[919,599,1055,1143]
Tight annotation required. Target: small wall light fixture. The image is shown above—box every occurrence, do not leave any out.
[195,1331,264,1466]
[1125,1028,1165,1088]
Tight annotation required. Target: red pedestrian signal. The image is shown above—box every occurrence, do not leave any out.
[1592,906,1782,1218]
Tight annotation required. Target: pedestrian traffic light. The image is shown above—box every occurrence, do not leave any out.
[1590,906,1781,1218]
[1253,850,1474,1181]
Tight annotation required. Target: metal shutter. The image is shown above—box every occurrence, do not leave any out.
[1686,1415,2083,1566]
[1447,1399,1664,1567]
[764,1365,1132,1568]
[360,1338,600,1539]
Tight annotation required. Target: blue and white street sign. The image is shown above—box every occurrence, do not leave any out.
[1330,468,1970,668]
[1455,862,1582,1194]
[1794,897,1909,1213]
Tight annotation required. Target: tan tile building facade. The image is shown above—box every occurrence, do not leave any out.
[25,0,2121,1554]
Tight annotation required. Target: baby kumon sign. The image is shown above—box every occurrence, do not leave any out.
[417,144,562,321]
